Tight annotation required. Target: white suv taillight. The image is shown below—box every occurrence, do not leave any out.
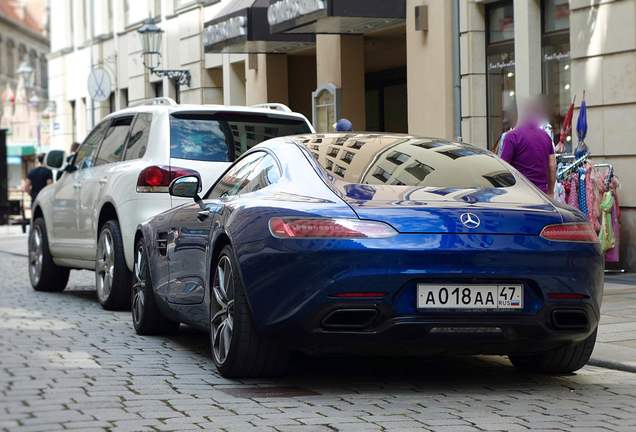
[269,218,397,239]
[136,165,200,193]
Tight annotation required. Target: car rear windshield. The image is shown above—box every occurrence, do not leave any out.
[170,112,311,162]
[302,134,518,189]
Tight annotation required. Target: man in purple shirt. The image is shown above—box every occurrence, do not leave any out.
[501,99,556,196]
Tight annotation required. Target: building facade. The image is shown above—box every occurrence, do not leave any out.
[48,0,636,270]
[0,0,50,191]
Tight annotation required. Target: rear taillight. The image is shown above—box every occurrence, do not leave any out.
[137,165,200,193]
[540,223,598,243]
[269,218,397,239]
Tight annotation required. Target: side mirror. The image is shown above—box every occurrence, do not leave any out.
[65,153,78,173]
[169,175,201,201]
[46,150,65,169]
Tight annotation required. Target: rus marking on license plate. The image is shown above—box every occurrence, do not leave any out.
[417,284,524,310]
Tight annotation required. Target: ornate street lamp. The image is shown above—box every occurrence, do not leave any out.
[137,18,191,87]
[16,60,34,88]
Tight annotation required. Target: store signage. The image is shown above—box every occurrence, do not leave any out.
[203,16,247,47]
[267,0,327,26]
[488,60,515,70]
[544,51,570,61]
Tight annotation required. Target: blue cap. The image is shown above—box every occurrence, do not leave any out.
[335,118,353,132]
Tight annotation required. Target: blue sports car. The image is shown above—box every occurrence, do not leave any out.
[132,133,603,378]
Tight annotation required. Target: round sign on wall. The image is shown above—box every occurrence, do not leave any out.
[87,67,112,103]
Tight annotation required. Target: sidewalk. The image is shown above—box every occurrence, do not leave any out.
[0,225,28,256]
[0,228,634,372]
[590,273,636,372]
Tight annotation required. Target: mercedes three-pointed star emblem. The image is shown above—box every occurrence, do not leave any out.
[460,212,481,229]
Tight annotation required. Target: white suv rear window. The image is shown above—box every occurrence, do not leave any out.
[170,112,311,162]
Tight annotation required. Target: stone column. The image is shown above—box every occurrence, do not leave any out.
[513,0,542,102]
[459,0,487,148]
[223,55,246,106]
[246,54,289,106]
[316,34,366,130]
[406,0,455,139]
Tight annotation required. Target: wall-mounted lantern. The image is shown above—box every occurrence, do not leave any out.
[137,18,192,87]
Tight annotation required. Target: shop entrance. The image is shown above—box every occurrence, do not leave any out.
[365,67,407,133]
[364,25,407,133]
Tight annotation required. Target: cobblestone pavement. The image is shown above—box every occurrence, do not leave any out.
[1,253,636,432]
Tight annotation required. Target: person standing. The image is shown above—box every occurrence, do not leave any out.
[56,141,80,180]
[24,153,53,203]
[501,98,556,196]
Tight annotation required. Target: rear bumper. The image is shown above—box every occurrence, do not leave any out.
[118,195,171,270]
[293,301,599,356]
[236,233,604,355]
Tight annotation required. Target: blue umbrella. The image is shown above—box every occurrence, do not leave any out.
[576,93,588,142]
[575,91,589,158]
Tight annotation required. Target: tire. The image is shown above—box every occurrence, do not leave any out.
[210,245,288,378]
[96,220,132,310]
[28,218,70,292]
[131,237,179,335]
[509,328,598,374]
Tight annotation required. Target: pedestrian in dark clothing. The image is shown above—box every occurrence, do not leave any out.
[501,98,556,196]
[57,142,80,180]
[25,153,53,202]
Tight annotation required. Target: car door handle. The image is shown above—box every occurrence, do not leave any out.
[99,177,108,185]
[73,183,81,189]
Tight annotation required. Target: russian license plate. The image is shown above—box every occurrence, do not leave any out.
[417,284,523,310]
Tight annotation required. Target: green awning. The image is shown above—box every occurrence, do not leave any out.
[7,143,37,157]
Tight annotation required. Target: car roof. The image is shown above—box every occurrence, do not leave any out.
[283,132,487,151]
[104,104,311,122]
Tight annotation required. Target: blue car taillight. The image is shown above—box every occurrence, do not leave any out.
[269,217,397,239]
[540,223,598,243]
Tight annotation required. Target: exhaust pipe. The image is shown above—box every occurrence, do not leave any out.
[552,309,589,330]
[322,309,378,330]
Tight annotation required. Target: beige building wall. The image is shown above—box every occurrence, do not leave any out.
[569,0,636,269]
[513,0,542,101]
[406,0,455,139]
[459,1,488,148]
[245,54,289,106]
[316,34,366,131]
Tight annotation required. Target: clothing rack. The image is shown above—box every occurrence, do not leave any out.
[557,153,589,180]
[593,163,615,190]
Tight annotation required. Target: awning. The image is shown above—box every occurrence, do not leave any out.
[267,0,406,35]
[203,0,314,54]
[7,143,36,157]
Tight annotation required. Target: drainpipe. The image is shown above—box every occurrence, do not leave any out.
[89,0,95,129]
[452,0,462,141]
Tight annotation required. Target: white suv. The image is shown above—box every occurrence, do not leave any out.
[29,99,313,309]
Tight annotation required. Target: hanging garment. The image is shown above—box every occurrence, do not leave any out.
[566,173,579,209]
[598,191,615,252]
[586,165,602,231]
[555,181,566,203]
[578,167,588,217]
[605,195,621,263]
